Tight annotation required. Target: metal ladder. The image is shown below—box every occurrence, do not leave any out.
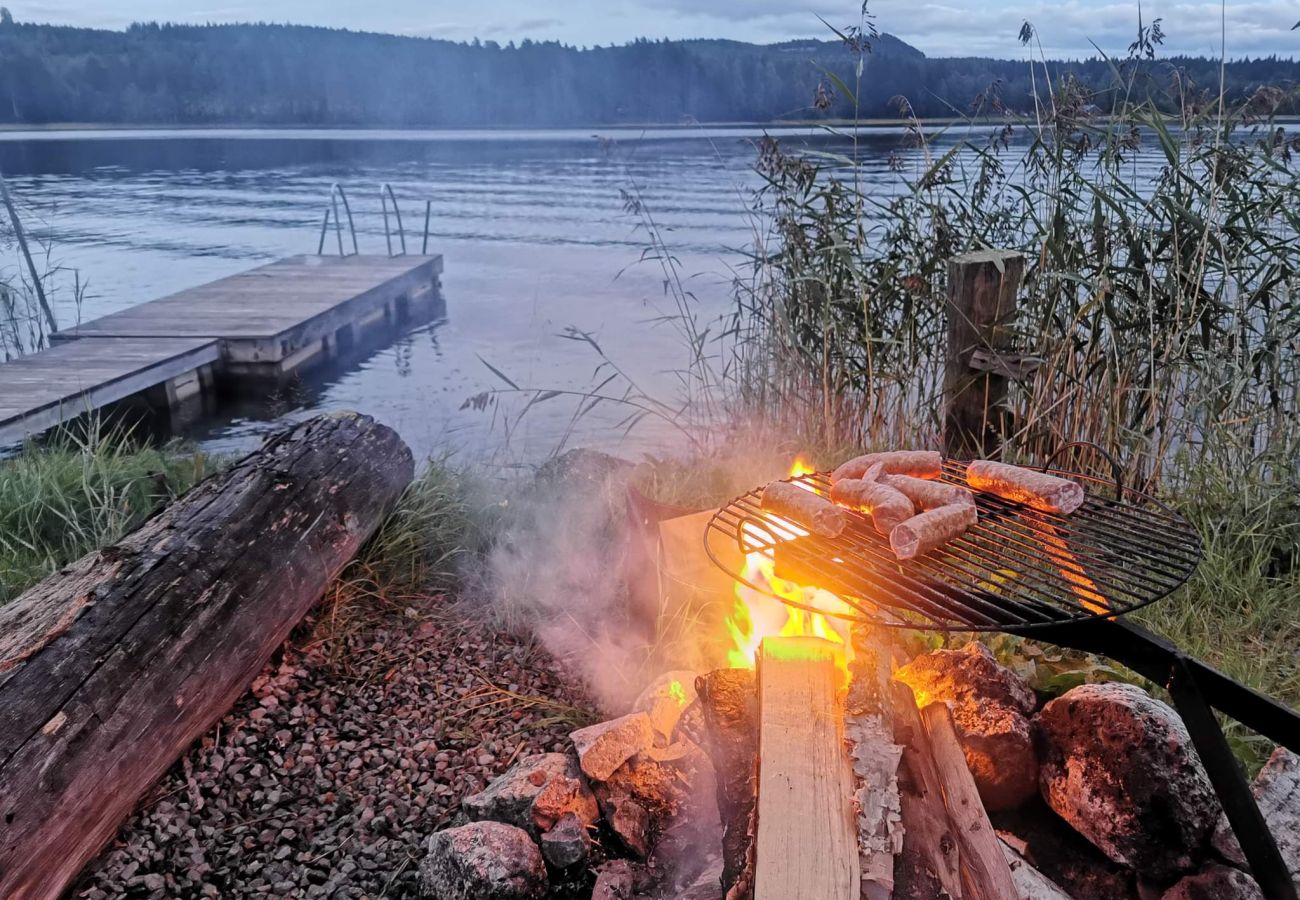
[317,184,435,257]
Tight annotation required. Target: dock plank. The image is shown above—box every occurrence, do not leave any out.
[56,255,443,341]
[0,338,221,446]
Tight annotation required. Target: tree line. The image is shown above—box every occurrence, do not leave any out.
[0,15,1296,126]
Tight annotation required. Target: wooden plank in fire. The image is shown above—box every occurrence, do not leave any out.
[754,636,860,900]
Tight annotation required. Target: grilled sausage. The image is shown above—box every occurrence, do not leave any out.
[881,473,976,510]
[965,460,1085,515]
[832,450,943,483]
[830,476,915,535]
[761,481,847,538]
[890,503,979,560]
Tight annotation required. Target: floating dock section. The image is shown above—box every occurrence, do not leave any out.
[0,254,443,446]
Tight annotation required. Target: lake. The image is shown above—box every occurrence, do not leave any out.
[0,124,1143,465]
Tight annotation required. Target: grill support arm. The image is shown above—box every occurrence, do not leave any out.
[1023,617,1299,900]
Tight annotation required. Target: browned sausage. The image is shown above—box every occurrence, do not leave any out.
[881,473,975,510]
[965,460,1085,514]
[832,450,943,483]
[889,503,979,560]
[761,481,847,538]
[830,477,915,535]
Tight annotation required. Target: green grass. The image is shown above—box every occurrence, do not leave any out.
[0,431,214,605]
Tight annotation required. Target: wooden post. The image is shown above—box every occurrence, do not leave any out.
[754,637,859,900]
[943,249,1025,460]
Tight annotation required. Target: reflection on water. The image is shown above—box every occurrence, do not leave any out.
[0,126,1166,464]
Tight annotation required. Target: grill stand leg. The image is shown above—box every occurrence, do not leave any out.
[1020,617,1299,900]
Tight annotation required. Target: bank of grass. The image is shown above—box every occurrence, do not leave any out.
[0,431,213,605]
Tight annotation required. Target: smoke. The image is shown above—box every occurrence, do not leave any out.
[481,451,682,714]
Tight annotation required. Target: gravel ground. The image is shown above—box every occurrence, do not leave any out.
[74,596,597,899]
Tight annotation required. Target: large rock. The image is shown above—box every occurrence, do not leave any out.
[420,821,547,900]
[633,670,699,743]
[1162,864,1265,900]
[1035,682,1220,880]
[462,753,599,838]
[570,712,655,782]
[1212,747,1300,890]
[894,641,1039,809]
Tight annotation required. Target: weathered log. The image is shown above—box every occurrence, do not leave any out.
[696,668,758,900]
[0,412,414,899]
[754,637,859,900]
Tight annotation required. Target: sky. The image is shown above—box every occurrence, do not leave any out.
[8,0,1300,58]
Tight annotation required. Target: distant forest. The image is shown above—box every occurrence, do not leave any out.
[1,13,1298,126]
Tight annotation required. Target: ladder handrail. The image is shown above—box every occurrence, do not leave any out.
[317,183,359,257]
[422,199,432,255]
[380,183,406,257]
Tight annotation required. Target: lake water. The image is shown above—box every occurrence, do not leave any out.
[0,124,1122,464]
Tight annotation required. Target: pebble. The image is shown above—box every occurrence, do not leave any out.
[75,598,595,900]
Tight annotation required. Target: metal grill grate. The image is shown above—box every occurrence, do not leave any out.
[704,460,1202,632]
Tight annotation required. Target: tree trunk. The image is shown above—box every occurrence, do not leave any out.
[0,412,414,899]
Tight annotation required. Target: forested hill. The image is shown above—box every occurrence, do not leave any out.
[1,15,1297,126]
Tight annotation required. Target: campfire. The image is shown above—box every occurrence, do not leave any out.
[419,452,1299,900]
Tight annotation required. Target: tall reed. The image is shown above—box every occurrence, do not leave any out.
[727,23,1300,494]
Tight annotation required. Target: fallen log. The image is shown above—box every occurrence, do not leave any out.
[0,412,414,900]
[754,636,859,900]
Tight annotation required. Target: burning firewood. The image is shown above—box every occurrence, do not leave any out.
[754,637,860,900]
[696,668,759,900]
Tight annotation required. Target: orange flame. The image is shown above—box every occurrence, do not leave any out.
[724,456,855,670]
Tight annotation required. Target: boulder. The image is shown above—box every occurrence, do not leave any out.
[894,641,1039,809]
[462,753,599,838]
[538,812,589,870]
[1162,864,1265,900]
[633,670,699,742]
[570,712,655,782]
[1211,747,1300,890]
[419,821,547,900]
[1035,682,1220,880]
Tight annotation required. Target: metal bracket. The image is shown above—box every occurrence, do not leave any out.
[968,347,1044,380]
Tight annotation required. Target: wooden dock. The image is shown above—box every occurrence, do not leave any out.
[2,254,443,447]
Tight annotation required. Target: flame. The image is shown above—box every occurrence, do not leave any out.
[724,456,855,670]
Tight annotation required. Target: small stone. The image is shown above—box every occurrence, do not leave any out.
[538,812,588,869]
[141,873,165,892]
[632,670,698,742]
[461,753,599,837]
[895,641,1038,810]
[1036,682,1220,880]
[1162,864,1265,900]
[570,713,655,782]
[419,821,547,900]
[608,798,651,858]
[591,860,636,900]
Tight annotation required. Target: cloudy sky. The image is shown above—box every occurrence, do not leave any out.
[8,0,1300,57]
